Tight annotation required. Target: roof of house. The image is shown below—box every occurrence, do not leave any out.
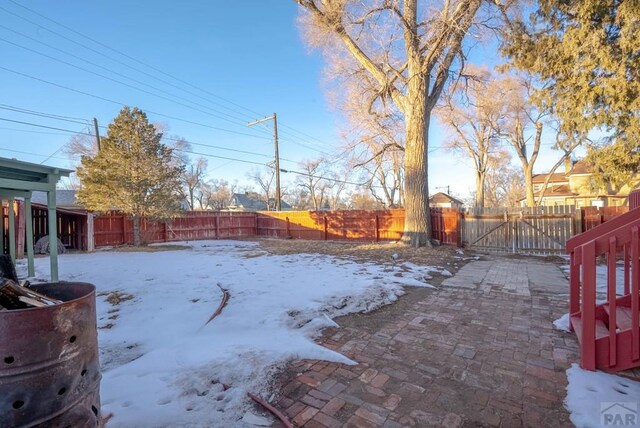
[518,184,576,201]
[30,190,80,208]
[532,173,567,184]
[230,192,291,211]
[430,192,464,205]
[567,160,593,175]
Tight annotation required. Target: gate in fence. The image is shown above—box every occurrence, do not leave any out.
[461,206,578,254]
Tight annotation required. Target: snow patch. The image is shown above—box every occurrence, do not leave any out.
[565,364,640,427]
[17,240,444,427]
[553,313,572,333]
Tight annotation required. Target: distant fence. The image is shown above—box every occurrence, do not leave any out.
[91,205,628,253]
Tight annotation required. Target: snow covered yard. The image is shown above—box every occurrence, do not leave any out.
[17,240,444,427]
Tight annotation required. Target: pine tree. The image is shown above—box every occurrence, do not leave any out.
[77,107,184,246]
[502,1,640,186]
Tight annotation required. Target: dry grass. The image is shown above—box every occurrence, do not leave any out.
[256,238,460,266]
[97,290,135,306]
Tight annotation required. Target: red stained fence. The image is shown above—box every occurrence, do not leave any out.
[91,205,630,250]
[92,209,462,247]
[93,212,257,247]
[582,206,629,232]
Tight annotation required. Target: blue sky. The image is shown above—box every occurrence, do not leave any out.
[0,0,569,199]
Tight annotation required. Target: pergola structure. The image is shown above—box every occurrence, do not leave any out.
[0,157,72,282]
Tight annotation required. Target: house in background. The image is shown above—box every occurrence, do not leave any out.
[429,192,464,209]
[226,192,292,212]
[524,159,636,207]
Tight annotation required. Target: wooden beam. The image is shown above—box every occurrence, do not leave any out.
[0,177,55,192]
[8,198,15,263]
[25,197,34,277]
[0,189,31,199]
[47,190,58,282]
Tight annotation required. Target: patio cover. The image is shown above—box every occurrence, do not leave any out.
[0,157,72,281]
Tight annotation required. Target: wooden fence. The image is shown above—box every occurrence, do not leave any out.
[91,205,629,253]
[93,211,257,247]
[461,205,629,254]
[462,206,577,254]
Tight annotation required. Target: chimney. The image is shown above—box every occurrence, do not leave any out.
[564,157,572,174]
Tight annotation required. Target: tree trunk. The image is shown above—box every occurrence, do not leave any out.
[475,171,486,208]
[401,86,431,247]
[524,164,535,207]
[132,216,141,247]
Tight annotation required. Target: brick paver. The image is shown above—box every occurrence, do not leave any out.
[270,257,579,427]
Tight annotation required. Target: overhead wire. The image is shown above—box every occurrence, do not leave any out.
[0,114,300,165]
[1,1,339,153]
[0,66,274,140]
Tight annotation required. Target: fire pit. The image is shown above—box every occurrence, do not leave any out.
[0,282,102,427]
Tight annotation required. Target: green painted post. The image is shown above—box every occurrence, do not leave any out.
[25,196,35,277]
[47,188,58,282]
[8,197,15,263]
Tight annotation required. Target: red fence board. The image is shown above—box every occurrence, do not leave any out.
[91,205,630,249]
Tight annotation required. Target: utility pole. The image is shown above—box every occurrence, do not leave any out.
[248,113,281,211]
[93,117,101,151]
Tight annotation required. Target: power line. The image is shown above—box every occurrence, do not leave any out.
[0,115,299,165]
[5,0,265,121]
[0,25,258,127]
[0,36,275,132]
[0,117,93,135]
[1,1,339,152]
[0,126,80,136]
[0,66,275,140]
[0,103,88,123]
[0,146,69,162]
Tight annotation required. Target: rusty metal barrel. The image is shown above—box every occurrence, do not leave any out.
[0,282,102,428]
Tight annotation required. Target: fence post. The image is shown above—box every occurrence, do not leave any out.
[286,217,291,238]
[214,214,219,240]
[324,215,328,241]
[254,213,259,237]
[375,214,380,242]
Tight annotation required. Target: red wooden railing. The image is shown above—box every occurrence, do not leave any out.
[566,189,640,371]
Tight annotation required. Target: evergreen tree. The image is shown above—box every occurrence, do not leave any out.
[502,1,640,186]
[77,107,184,246]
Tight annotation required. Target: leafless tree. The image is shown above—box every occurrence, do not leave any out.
[437,67,504,208]
[198,179,236,210]
[484,149,524,207]
[296,0,507,246]
[248,167,276,211]
[181,157,208,210]
[296,158,334,210]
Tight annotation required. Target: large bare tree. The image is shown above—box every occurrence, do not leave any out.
[297,0,503,246]
[437,67,503,208]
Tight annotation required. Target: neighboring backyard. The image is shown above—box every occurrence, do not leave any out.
[16,239,640,427]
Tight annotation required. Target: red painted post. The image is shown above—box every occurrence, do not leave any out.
[581,241,597,370]
[624,243,631,295]
[607,236,617,367]
[375,214,380,242]
[632,226,639,361]
[214,214,219,240]
[569,250,581,315]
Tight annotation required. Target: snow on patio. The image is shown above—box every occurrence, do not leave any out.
[565,364,640,427]
[17,240,443,427]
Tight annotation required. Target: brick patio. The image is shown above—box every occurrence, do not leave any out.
[270,257,579,427]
